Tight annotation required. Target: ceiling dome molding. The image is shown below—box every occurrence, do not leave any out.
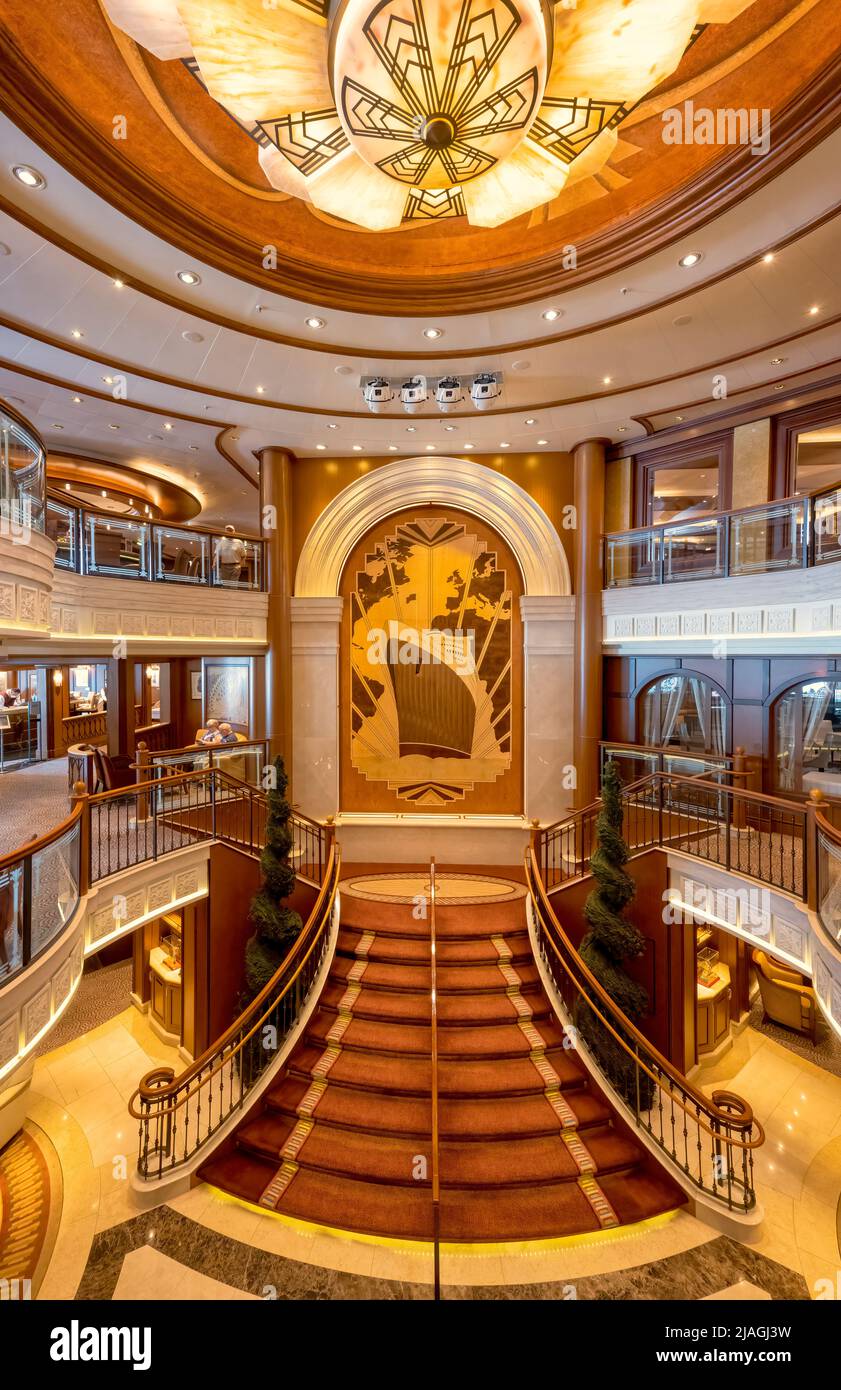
[294,455,570,597]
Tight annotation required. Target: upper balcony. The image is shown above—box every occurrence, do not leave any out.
[1,404,267,652]
[603,486,841,654]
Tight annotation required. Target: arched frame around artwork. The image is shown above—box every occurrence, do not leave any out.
[290,458,575,854]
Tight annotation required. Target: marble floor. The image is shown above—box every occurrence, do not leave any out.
[18,1003,841,1301]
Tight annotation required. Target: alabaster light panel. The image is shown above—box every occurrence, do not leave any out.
[101,0,754,230]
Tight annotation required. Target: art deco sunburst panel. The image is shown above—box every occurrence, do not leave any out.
[99,0,754,229]
[339,508,523,815]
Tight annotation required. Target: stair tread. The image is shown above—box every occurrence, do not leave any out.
[289,1042,586,1096]
[318,981,541,1025]
[336,929,532,966]
[305,1012,570,1059]
[330,956,541,993]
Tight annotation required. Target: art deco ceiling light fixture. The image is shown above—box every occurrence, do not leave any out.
[101,0,751,231]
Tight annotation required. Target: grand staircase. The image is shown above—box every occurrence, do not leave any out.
[198,885,684,1242]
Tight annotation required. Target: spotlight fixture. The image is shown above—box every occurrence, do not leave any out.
[401,376,428,414]
[435,376,463,412]
[679,252,702,267]
[306,316,325,329]
[363,377,395,413]
[541,309,561,322]
[12,164,46,189]
[471,372,501,410]
[423,328,443,340]
[177,270,201,286]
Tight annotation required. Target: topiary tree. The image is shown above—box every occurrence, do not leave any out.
[580,759,649,1021]
[243,755,303,1000]
[577,760,651,1106]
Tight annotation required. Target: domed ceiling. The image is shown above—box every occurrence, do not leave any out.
[0,0,840,311]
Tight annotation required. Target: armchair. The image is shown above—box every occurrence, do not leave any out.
[93,746,136,793]
[752,949,818,1042]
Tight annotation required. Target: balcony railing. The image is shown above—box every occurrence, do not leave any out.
[45,492,265,591]
[605,484,841,588]
[0,767,326,993]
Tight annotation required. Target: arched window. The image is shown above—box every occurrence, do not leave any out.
[773,678,841,795]
[637,672,728,756]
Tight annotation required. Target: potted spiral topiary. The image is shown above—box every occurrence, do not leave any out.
[243,755,303,1001]
[577,759,652,1108]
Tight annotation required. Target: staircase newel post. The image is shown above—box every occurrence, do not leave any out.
[805,788,827,911]
[70,780,90,895]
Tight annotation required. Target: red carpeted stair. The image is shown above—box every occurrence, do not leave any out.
[198,886,685,1241]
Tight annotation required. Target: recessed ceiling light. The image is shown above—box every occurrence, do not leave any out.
[423,327,443,339]
[101,489,107,498]
[12,164,46,189]
[51,423,64,430]
[256,385,265,394]
[316,443,326,450]
[770,357,785,366]
[673,314,693,328]
[0,242,11,256]
[64,482,71,490]
[809,305,820,315]
[334,365,352,376]
[182,330,204,343]
[163,422,173,431]
[306,316,326,329]
[113,278,125,289]
[679,252,702,267]
[675,415,684,422]
[761,253,775,264]
[603,376,612,385]
[103,376,113,385]
[188,445,199,451]
[541,309,561,322]
[524,418,536,425]
[773,384,785,391]
[327,423,339,430]
[72,396,82,404]
[406,426,417,433]
[352,444,362,451]
[388,445,398,451]
[512,359,531,371]
[463,443,474,450]
[537,438,548,446]
[617,425,628,433]
[109,424,119,430]
[177,270,201,286]
[71,329,84,339]
[499,441,510,448]
[444,425,456,432]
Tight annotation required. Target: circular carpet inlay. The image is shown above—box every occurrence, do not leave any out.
[342,873,526,905]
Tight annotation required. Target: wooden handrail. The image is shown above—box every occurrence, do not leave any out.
[0,800,83,875]
[429,857,440,1300]
[146,736,268,760]
[525,849,763,1151]
[129,842,339,1121]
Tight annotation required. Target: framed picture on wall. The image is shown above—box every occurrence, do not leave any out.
[204,661,250,732]
[190,671,203,702]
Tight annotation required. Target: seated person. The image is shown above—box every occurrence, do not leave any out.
[195,718,222,745]
[217,722,240,744]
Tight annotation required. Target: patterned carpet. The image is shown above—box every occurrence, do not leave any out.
[748,994,841,1077]
[33,960,133,1056]
[343,873,527,905]
[0,757,70,858]
[0,1126,57,1295]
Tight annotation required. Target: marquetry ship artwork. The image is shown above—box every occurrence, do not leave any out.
[348,516,513,805]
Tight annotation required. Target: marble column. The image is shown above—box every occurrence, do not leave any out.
[573,438,608,808]
[258,447,294,768]
[290,596,343,820]
[521,596,576,823]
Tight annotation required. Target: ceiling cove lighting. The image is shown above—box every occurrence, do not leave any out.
[177,270,201,286]
[103,0,753,231]
[12,164,46,188]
